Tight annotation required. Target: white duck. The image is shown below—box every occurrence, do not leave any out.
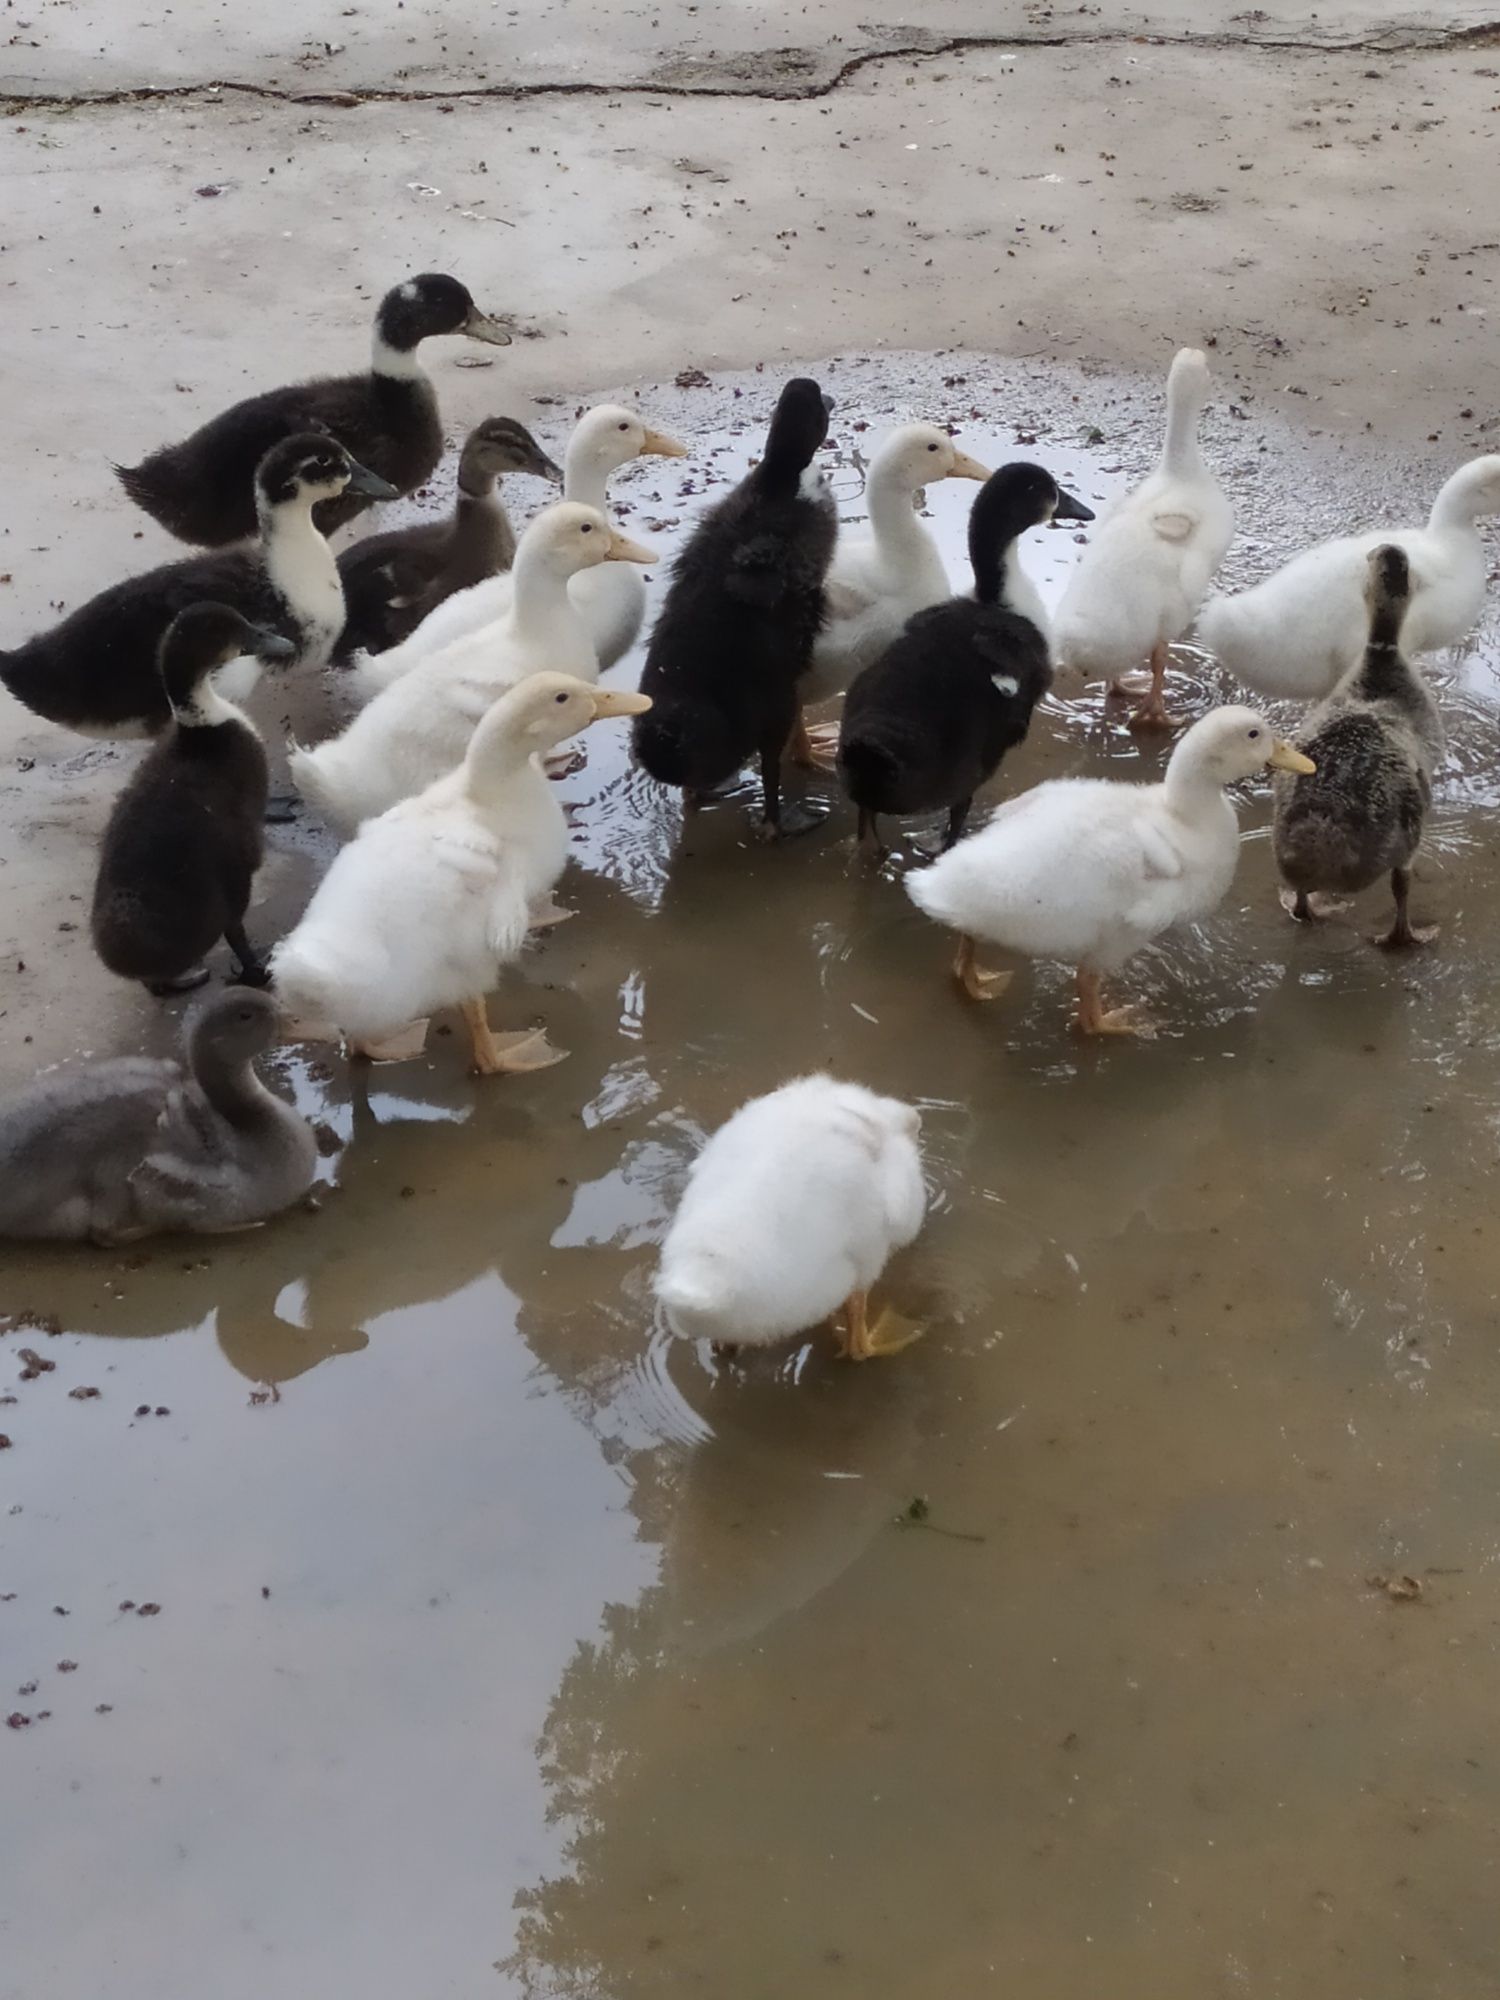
[654,1075,926,1361]
[907,705,1313,1035]
[802,423,990,711]
[273,673,651,1072]
[355,405,687,678]
[290,503,655,832]
[1053,347,1234,730]
[1199,454,1500,704]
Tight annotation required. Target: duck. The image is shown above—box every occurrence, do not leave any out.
[1,435,394,738]
[1200,454,1500,704]
[800,422,991,722]
[91,605,293,995]
[634,377,837,837]
[837,462,1091,858]
[0,990,317,1243]
[333,417,562,661]
[292,504,655,833]
[116,274,511,546]
[906,704,1314,1034]
[367,405,689,678]
[654,1075,926,1360]
[1272,545,1444,948]
[1053,347,1234,730]
[273,673,651,1072]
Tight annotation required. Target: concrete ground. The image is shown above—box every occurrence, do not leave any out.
[3,3,1498,1073]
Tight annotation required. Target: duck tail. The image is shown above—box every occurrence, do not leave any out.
[287,740,359,837]
[835,726,902,811]
[632,696,740,792]
[654,1261,731,1344]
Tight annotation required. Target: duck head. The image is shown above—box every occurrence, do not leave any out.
[517,501,657,580]
[376,273,512,351]
[877,422,991,492]
[1172,704,1315,787]
[158,602,294,722]
[570,404,689,480]
[186,988,281,1076]
[967,462,1094,601]
[255,434,398,515]
[458,417,563,494]
[760,377,834,495]
[464,671,652,793]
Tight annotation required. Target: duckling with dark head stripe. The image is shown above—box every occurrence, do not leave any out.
[116,274,511,547]
[1273,543,1445,949]
[838,462,1092,859]
[634,378,837,838]
[91,604,293,996]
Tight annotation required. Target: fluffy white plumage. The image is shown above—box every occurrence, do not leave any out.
[273,674,646,1050]
[655,1076,925,1349]
[290,503,654,834]
[908,706,1302,975]
[353,406,686,681]
[802,423,989,704]
[1199,454,1500,703]
[1053,348,1233,686]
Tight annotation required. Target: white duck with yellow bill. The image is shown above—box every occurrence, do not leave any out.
[273,674,652,1073]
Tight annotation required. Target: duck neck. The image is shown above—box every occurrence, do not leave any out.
[510,549,585,651]
[258,494,341,628]
[868,469,941,575]
[1163,746,1230,820]
[449,485,513,575]
[370,325,428,383]
[170,678,256,734]
[192,1048,275,1126]
[563,441,612,513]
[1427,472,1484,534]
[1161,379,1207,478]
[1354,611,1413,698]
[465,734,542,807]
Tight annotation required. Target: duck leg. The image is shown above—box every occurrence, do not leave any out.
[834,1289,924,1362]
[855,807,886,865]
[757,736,826,840]
[1127,643,1175,734]
[1375,866,1439,950]
[953,934,1011,1002]
[146,965,212,998]
[459,997,567,1076]
[1074,967,1152,1037]
[788,708,840,772]
[224,919,272,987]
[940,797,972,852]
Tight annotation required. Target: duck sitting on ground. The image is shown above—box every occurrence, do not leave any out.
[907,705,1313,1033]
[1053,346,1234,730]
[0,990,317,1243]
[1200,454,1500,704]
[654,1076,926,1361]
[91,605,293,996]
[116,274,511,546]
[634,377,837,838]
[292,504,655,834]
[357,404,688,678]
[798,422,991,748]
[273,673,651,1072]
[838,462,1091,859]
[333,417,562,660]
[1272,545,1444,948]
[0,435,393,738]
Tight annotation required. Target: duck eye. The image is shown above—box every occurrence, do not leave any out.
[927,442,939,452]
[1248,728,1261,740]
[580,523,592,533]
[554,691,568,704]
[618,421,630,432]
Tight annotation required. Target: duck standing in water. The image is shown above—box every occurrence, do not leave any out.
[634,377,837,838]
[0,991,317,1244]
[1273,545,1445,948]
[116,274,512,546]
[0,435,394,738]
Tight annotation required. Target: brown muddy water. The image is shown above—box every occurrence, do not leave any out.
[4,353,1500,1999]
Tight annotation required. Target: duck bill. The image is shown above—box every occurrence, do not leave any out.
[640,426,689,459]
[590,688,653,720]
[945,449,991,483]
[343,458,400,499]
[462,306,513,347]
[249,627,297,661]
[1052,488,1096,523]
[1268,740,1316,775]
[605,531,658,565]
[530,452,565,484]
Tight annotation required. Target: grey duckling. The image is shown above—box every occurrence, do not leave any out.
[0,989,318,1244]
[116,274,511,546]
[1273,543,1444,948]
[92,604,293,996]
[333,416,562,661]
[0,435,394,739]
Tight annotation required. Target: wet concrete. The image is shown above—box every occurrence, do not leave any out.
[4,344,1500,1996]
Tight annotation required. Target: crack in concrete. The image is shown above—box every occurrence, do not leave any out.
[3,19,1498,114]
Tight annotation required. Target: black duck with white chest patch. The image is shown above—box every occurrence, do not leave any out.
[116,274,511,547]
[0,435,394,738]
[634,377,837,838]
[837,462,1092,859]
[91,603,293,995]
[1273,543,1445,949]
[334,416,562,662]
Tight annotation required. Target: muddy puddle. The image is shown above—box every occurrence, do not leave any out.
[4,352,1500,1998]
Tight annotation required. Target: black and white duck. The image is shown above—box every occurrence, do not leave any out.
[116,273,510,546]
